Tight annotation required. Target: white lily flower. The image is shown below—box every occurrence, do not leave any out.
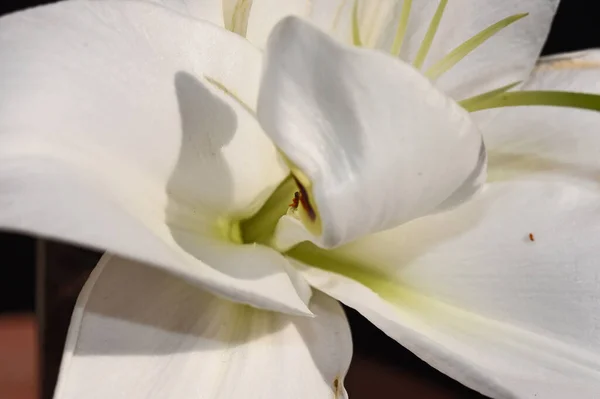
[1,1,600,398]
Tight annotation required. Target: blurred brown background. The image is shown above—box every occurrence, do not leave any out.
[0,1,598,398]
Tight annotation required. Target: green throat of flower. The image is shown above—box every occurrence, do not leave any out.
[238,177,292,245]
[240,166,322,246]
[203,76,323,247]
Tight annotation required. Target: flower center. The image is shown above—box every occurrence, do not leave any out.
[238,176,296,245]
[289,181,316,221]
[239,167,322,246]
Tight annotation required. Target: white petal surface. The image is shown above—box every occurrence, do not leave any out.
[245,0,558,99]
[476,49,600,180]
[245,0,355,50]
[292,51,600,398]
[396,0,559,100]
[245,1,398,53]
[56,255,352,399]
[143,0,223,23]
[258,17,485,248]
[254,0,559,100]
[0,1,311,314]
[298,261,600,399]
[246,0,307,48]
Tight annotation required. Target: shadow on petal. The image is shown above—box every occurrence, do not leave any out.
[76,257,290,356]
[164,73,285,283]
[114,71,310,315]
[56,255,352,398]
[166,71,237,226]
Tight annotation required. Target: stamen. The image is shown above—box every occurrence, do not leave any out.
[390,0,412,56]
[463,90,600,113]
[238,164,323,244]
[352,0,363,46]
[289,192,300,209]
[293,176,317,222]
[425,13,528,80]
[458,81,522,110]
[287,166,322,237]
[413,0,447,69]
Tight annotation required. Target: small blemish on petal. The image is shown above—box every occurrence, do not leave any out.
[529,233,535,242]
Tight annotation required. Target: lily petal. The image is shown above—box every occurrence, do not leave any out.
[245,0,307,48]
[56,255,352,399]
[476,49,600,182]
[243,0,558,101]
[145,0,223,24]
[291,50,600,398]
[258,17,485,249]
[0,1,311,314]
[256,1,558,100]
[245,0,356,50]
[397,0,559,100]
[297,259,600,399]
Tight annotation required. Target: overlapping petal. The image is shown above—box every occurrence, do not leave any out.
[243,0,353,49]
[245,0,307,48]
[0,1,310,314]
[477,49,600,180]
[400,0,559,99]
[291,50,600,398]
[56,255,352,399]
[258,17,485,249]
[151,0,560,103]
[349,0,559,100]
[244,0,559,101]
[298,262,600,399]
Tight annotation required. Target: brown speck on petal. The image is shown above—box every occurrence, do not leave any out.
[529,233,535,242]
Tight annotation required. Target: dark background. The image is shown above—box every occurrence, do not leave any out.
[0,1,598,398]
